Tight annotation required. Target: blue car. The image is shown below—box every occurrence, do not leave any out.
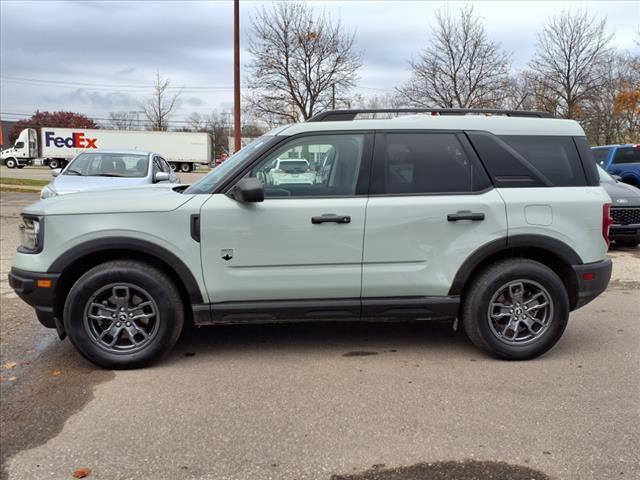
[592,144,640,189]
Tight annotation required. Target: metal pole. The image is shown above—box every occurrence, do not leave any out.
[332,84,336,110]
[233,0,241,152]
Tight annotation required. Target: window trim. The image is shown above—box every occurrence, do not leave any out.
[221,130,375,199]
[369,130,494,197]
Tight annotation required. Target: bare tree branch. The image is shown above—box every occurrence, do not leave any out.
[246,2,363,123]
[141,71,182,131]
[528,9,613,118]
[397,5,511,109]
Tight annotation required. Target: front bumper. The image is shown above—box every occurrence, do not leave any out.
[8,267,60,329]
[610,225,640,243]
[572,259,612,310]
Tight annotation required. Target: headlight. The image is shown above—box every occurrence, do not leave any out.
[18,216,42,253]
[40,185,58,199]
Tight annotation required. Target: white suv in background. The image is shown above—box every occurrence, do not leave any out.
[9,109,613,368]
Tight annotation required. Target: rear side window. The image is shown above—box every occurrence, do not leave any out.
[592,148,610,165]
[371,133,490,195]
[499,136,586,186]
[612,147,640,165]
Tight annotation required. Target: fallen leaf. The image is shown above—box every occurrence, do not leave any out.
[52,370,63,377]
[2,362,17,369]
[73,467,91,478]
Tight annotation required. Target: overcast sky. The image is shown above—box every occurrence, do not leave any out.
[1,0,638,127]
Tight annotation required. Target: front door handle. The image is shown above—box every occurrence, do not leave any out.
[311,214,351,224]
[447,211,485,222]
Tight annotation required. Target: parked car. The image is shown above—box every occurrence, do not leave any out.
[592,144,640,188]
[40,150,180,199]
[267,158,315,186]
[9,108,612,368]
[598,165,640,247]
[210,153,229,168]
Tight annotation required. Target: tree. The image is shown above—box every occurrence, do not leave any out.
[529,10,612,119]
[581,51,640,144]
[397,5,511,108]
[8,110,97,143]
[141,72,182,131]
[108,111,138,130]
[246,2,362,123]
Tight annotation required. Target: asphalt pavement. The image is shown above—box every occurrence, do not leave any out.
[1,191,638,480]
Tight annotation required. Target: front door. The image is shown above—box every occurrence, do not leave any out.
[199,132,372,320]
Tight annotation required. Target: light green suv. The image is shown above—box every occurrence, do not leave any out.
[9,109,613,368]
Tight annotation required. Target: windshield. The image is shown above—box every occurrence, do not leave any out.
[184,136,275,194]
[64,153,149,177]
[597,164,615,183]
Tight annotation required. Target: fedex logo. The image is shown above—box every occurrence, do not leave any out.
[44,131,97,149]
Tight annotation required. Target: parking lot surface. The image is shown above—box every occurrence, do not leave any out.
[1,191,638,480]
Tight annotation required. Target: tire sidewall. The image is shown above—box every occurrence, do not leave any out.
[64,263,183,368]
[6,159,16,168]
[467,261,569,360]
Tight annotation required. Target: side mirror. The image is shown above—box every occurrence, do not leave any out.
[154,171,170,183]
[51,168,61,177]
[230,177,264,203]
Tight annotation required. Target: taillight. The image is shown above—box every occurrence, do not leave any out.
[602,203,613,246]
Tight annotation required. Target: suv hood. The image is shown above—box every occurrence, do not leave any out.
[24,184,196,216]
[601,180,640,206]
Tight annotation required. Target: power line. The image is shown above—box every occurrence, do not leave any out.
[0,76,234,92]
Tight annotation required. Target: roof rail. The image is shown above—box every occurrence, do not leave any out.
[307,108,554,122]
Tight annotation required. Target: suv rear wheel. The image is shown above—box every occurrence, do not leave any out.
[462,258,569,360]
[63,260,184,369]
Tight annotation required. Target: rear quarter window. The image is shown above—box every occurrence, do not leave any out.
[499,136,586,186]
[612,147,640,165]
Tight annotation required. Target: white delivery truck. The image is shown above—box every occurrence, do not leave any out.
[1,127,211,172]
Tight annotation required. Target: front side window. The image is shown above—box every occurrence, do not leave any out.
[371,133,489,194]
[15,141,24,149]
[612,147,640,165]
[184,136,274,194]
[248,134,365,198]
[592,148,610,165]
[64,153,149,177]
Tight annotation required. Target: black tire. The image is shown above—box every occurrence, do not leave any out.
[462,258,569,360]
[5,158,16,168]
[63,260,184,369]
[180,163,192,173]
[49,159,59,169]
[169,162,178,171]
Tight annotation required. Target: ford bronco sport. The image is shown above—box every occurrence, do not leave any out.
[9,109,613,368]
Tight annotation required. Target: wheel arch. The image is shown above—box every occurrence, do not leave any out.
[449,235,582,310]
[50,237,204,323]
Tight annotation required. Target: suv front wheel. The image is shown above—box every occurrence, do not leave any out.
[462,258,569,360]
[64,260,184,369]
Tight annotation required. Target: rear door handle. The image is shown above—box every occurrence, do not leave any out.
[447,211,485,222]
[311,214,351,224]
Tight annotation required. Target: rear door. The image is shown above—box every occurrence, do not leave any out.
[362,131,507,304]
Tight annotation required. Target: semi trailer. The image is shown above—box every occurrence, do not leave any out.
[1,127,211,172]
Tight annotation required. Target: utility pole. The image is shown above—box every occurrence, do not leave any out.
[233,0,241,153]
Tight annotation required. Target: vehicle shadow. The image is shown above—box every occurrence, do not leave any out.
[166,319,476,364]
